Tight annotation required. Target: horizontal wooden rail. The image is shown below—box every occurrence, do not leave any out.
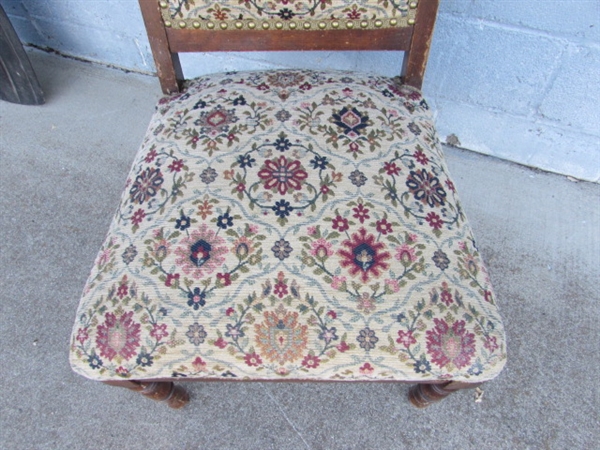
[167,27,413,52]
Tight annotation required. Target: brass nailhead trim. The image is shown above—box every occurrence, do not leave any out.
[409,1,418,9]
[248,22,256,29]
[346,21,354,28]
[332,21,339,29]
[408,18,416,25]
[262,22,270,29]
[390,18,398,26]
[374,19,383,28]
[178,21,186,28]
[235,21,243,29]
[318,22,326,29]
[275,22,283,29]
[192,21,200,29]
[303,22,311,29]
[164,20,172,27]
[289,22,297,29]
[220,22,228,29]
[159,1,168,8]
[360,21,368,28]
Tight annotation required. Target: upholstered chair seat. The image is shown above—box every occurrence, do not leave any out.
[69,70,506,385]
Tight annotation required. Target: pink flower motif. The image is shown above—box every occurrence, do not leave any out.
[385,279,400,293]
[310,238,334,259]
[359,362,374,375]
[383,161,401,176]
[336,341,349,352]
[484,290,494,303]
[413,150,429,165]
[225,307,235,316]
[168,159,184,172]
[445,179,456,192]
[425,212,443,230]
[244,352,263,367]
[117,283,128,299]
[96,311,141,361]
[352,204,370,223]
[217,272,232,287]
[301,354,320,369]
[376,218,393,235]
[332,215,349,232]
[441,290,453,306]
[326,310,337,319]
[307,225,317,235]
[356,292,376,314]
[116,366,129,376]
[458,241,466,250]
[174,224,228,279]
[76,328,88,344]
[96,248,111,267]
[131,209,146,226]
[395,244,416,263]
[426,319,475,369]
[408,233,418,242]
[144,148,158,163]
[484,336,499,352]
[214,337,227,349]
[248,224,259,234]
[396,330,416,348]
[274,281,288,298]
[150,323,168,341]
[331,276,346,290]
[192,356,206,372]
[257,155,308,195]
[338,228,390,283]
[165,273,180,287]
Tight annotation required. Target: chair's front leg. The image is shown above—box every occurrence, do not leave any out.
[104,380,189,409]
[408,381,482,408]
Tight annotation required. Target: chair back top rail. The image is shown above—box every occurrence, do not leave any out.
[138,0,439,93]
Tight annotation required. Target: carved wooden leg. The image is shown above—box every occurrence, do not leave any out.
[104,380,190,409]
[408,381,482,408]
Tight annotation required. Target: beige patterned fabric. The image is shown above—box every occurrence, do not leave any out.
[161,0,416,31]
[69,70,506,383]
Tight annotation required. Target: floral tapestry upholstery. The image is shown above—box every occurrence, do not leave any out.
[160,0,417,31]
[69,70,506,383]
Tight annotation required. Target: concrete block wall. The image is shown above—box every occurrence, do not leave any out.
[3,0,599,182]
[426,0,600,182]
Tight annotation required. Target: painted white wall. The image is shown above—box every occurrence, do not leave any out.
[3,0,599,181]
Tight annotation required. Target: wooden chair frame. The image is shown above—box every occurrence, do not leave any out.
[101,0,484,409]
[139,0,440,94]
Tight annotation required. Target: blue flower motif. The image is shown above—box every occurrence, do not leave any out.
[225,324,245,340]
[413,356,431,374]
[88,354,103,369]
[318,327,338,343]
[310,155,328,170]
[136,352,154,367]
[272,200,293,218]
[232,95,246,106]
[217,211,234,229]
[175,214,191,231]
[187,288,206,310]
[274,136,292,152]
[357,328,378,350]
[237,154,256,168]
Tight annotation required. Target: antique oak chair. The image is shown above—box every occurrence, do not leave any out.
[69,0,506,409]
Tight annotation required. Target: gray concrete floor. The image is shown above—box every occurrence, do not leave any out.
[1,50,599,449]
